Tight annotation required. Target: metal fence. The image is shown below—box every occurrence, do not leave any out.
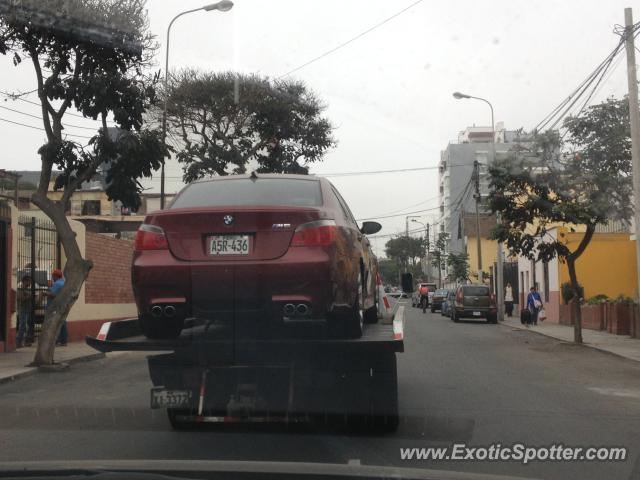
[16,216,60,343]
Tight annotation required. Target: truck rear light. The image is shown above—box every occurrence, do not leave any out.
[456,289,464,304]
[135,224,168,251]
[290,220,337,247]
[490,293,496,306]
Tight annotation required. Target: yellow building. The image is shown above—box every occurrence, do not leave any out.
[462,213,499,284]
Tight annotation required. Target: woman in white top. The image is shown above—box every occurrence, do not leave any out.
[504,283,514,317]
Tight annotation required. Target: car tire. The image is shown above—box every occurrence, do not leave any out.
[452,311,459,323]
[487,314,498,324]
[431,306,436,313]
[167,409,197,430]
[347,272,364,338]
[139,314,184,340]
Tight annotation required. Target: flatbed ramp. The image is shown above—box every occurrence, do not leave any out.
[86,308,405,431]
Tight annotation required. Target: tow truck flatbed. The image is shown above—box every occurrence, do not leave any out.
[85,307,404,431]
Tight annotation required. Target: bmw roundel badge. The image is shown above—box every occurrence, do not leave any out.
[223,214,234,225]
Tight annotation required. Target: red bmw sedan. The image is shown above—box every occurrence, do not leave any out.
[132,174,382,340]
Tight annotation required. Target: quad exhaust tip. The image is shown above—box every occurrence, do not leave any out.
[283,303,296,316]
[295,303,309,316]
[151,305,163,318]
[164,305,176,317]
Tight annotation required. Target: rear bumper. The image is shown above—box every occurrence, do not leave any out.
[454,307,497,318]
[132,247,354,332]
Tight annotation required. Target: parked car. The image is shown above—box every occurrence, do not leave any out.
[430,288,450,312]
[132,174,382,340]
[388,291,408,299]
[441,290,456,317]
[450,285,497,323]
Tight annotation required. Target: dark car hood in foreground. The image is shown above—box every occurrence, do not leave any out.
[0,459,540,480]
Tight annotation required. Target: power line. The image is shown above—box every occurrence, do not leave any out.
[0,116,93,139]
[0,104,100,131]
[0,90,104,121]
[277,0,424,79]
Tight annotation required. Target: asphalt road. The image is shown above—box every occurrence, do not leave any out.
[1,301,640,480]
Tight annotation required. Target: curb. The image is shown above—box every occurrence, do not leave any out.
[0,351,106,385]
[498,321,640,364]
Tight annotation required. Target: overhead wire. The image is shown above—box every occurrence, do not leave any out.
[0,116,93,139]
[277,0,424,79]
[0,104,101,131]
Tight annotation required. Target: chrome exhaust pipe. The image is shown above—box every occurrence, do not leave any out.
[283,303,296,316]
[164,305,176,317]
[296,303,309,316]
[151,305,163,318]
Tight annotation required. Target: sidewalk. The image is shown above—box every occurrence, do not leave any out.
[0,342,104,384]
[501,317,640,363]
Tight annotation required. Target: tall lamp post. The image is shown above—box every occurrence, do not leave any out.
[160,0,234,209]
[453,91,504,321]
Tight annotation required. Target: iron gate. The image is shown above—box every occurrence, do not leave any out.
[16,216,60,342]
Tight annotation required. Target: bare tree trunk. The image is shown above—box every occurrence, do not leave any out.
[566,256,583,344]
[30,192,92,366]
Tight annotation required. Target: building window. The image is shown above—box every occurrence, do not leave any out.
[543,261,550,302]
[81,200,101,216]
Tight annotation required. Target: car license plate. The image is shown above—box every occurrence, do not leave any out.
[473,311,481,316]
[150,388,193,409]
[209,235,250,255]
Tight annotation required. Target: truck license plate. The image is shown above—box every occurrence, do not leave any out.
[209,235,250,255]
[473,311,481,316]
[150,388,193,409]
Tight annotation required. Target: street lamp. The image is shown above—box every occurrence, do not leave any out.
[453,90,504,322]
[160,1,234,209]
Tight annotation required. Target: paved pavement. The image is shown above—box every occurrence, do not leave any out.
[501,316,640,363]
[0,342,104,384]
[1,304,639,480]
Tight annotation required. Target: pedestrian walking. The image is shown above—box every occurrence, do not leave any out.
[16,275,33,348]
[44,269,67,346]
[526,286,543,327]
[504,282,514,317]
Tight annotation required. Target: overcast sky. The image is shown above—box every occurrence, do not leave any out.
[0,0,634,256]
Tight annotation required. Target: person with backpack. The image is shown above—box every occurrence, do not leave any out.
[419,284,429,313]
[526,286,543,327]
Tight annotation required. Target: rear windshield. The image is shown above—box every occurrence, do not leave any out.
[463,286,491,296]
[171,178,323,209]
[436,289,448,295]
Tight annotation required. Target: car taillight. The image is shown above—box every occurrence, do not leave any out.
[490,293,497,306]
[290,220,337,247]
[456,289,464,303]
[134,224,168,251]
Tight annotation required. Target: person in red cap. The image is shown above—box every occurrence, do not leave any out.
[45,269,67,346]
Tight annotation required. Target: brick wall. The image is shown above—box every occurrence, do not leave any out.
[85,232,134,304]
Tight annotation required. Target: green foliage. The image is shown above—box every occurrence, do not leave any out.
[164,70,336,181]
[614,294,635,304]
[385,235,427,268]
[585,294,608,305]
[431,232,449,271]
[488,98,632,265]
[447,251,469,282]
[561,282,584,304]
[0,0,165,209]
[378,258,400,286]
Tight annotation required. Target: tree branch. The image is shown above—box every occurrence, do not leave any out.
[29,49,55,141]
[57,47,82,118]
[569,222,596,261]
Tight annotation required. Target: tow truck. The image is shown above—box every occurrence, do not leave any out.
[86,305,405,432]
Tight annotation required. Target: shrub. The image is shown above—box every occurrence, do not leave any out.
[561,282,584,305]
[585,294,609,305]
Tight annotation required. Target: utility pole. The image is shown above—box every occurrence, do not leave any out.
[425,223,430,282]
[624,7,640,301]
[473,160,483,283]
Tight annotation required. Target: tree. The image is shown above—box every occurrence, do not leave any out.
[488,97,632,343]
[447,252,469,283]
[378,258,400,287]
[164,70,335,181]
[385,235,427,272]
[0,0,167,365]
[431,232,449,287]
